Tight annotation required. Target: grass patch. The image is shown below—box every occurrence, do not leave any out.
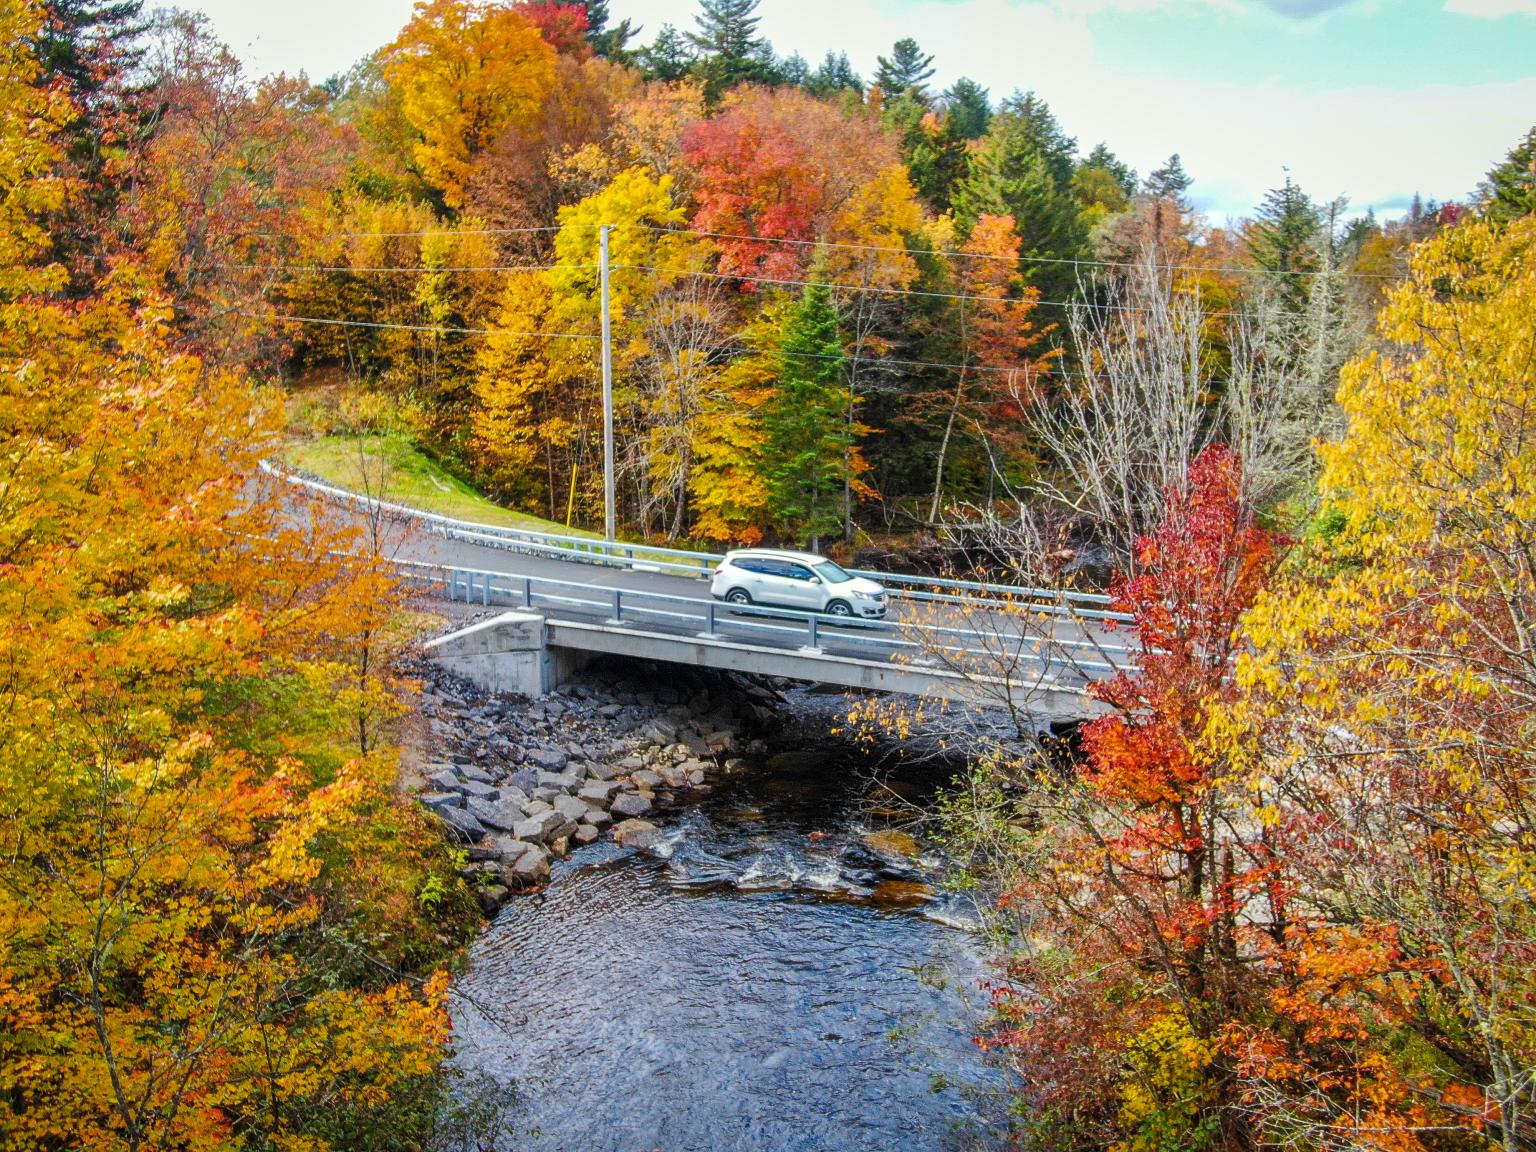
[284,435,591,536]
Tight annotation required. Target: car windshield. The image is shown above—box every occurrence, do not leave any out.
[812,561,853,584]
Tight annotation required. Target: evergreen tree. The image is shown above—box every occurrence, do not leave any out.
[1249,174,1325,312]
[640,23,693,81]
[951,91,1087,301]
[1082,143,1136,199]
[873,37,935,100]
[806,51,861,97]
[942,77,991,141]
[36,0,145,109]
[687,0,769,101]
[1143,153,1194,211]
[584,0,639,60]
[780,51,810,88]
[34,0,148,294]
[763,279,851,551]
[1476,125,1536,223]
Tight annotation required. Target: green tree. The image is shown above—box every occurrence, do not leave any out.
[806,50,861,97]
[763,277,855,550]
[640,22,692,81]
[1073,142,1136,226]
[941,77,991,140]
[873,36,935,100]
[687,0,768,101]
[1142,152,1193,210]
[1476,124,1536,222]
[1248,173,1324,312]
[952,91,1087,302]
[585,0,639,59]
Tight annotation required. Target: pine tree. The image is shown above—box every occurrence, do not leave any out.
[1249,174,1324,312]
[763,278,851,551]
[1082,143,1136,199]
[873,37,935,100]
[1142,153,1193,211]
[951,91,1087,302]
[640,23,692,81]
[806,51,861,97]
[1476,125,1536,223]
[942,78,991,141]
[584,0,639,59]
[687,0,768,101]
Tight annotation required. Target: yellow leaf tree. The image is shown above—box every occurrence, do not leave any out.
[382,0,556,210]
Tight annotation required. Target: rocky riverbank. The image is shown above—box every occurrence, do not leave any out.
[407,653,791,914]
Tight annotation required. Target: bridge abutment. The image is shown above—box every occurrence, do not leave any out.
[424,612,591,698]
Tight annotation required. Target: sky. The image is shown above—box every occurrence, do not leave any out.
[184,0,1536,221]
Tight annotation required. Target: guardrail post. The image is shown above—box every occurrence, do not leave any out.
[449,571,460,602]
[699,600,718,639]
[608,588,624,625]
[482,574,490,606]
[522,576,533,609]
[801,614,821,653]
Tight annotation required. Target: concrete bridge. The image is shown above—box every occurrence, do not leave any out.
[264,463,1131,723]
[423,608,1106,722]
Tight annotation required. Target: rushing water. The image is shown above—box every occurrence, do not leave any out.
[451,701,1005,1152]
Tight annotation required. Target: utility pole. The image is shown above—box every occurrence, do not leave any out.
[599,224,615,542]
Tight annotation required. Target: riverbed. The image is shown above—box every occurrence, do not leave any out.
[450,692,1006,1151]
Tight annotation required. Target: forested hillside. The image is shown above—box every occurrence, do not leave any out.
[40,0,1516,560]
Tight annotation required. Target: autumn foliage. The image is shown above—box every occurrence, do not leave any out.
[0,6,473,1148]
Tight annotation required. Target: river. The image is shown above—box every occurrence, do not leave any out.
[450,695,1007,1151]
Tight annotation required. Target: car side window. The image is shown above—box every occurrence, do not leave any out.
[738,558,771,574]
[761,560,792,578]
[786,564,814,581]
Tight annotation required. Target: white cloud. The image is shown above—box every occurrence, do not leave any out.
[1443,0,1536,15]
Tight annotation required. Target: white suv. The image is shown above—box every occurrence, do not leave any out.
[710,549,889,619]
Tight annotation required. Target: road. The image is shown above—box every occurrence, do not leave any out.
[367,514,1133,690]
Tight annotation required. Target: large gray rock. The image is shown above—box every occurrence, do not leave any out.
[612,818,662,850]
[500,842,551,886]
[467,797,525,833]
[436,805,487,843]
[426,769,461,793]
[514,808,567,843]
[507,768,539,794]
[419,791,464,812]
[552,793,589,823]
[457,778,499,802]
[632,769,663,791]
[580,806,612,829]
[573,824,600,846]
[611,792,653,819]
[458,763,494,784]
[578,780,622,805]
[588,762,623,782]
[526,746,567,772]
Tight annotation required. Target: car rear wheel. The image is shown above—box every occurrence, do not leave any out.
[825,599,853,618]
[725,588,752,605]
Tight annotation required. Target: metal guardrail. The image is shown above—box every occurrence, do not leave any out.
[390,557,1136,681]
[261,460,1134,624]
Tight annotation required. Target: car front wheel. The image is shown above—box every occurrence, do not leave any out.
[825,599,853,618]
[725,588,752,606]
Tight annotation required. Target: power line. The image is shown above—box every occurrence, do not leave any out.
[268,312,1065,379]
[615,261,1257,320]
[266,314,601,341]
[315,223,588,241]
[226,262,594,275]
[640,223,1397,282]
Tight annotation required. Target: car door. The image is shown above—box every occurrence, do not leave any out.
[778,562,824,610]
